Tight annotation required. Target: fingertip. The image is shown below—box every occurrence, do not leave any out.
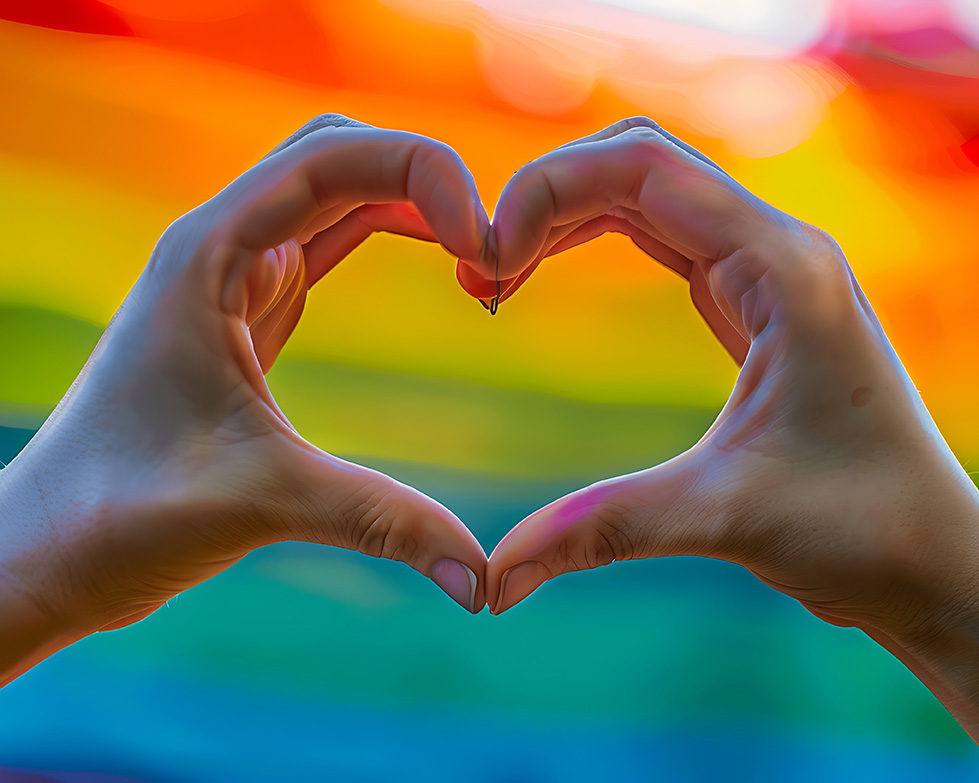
[443,222,490,270]
[455,259,499,299]
[431,558,479,613]
[400,492,488,614]
[422,153,491,263]
[492,560,550,614]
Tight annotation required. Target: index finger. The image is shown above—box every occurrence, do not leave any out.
[199,127,491,318]
[225,127,490,260]
[483,126,763,284]
[456,118,729,300]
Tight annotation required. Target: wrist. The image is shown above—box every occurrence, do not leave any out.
[864,461,979,736]
[887,559,979,707]
[871,596,979,741]
[0,460,81,686]
[0,439,107,666]
[0,558,79,687]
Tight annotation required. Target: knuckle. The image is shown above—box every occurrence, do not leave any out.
[308,112,356,128]
[148,211,208,280]
[265,113,370,160]
[349,479,418,563]
[535,168,560,214]
[349,482,394,555]
[761,223,855,328]
[413,137,459,169]
[158,211,202,251]
[619,115,660,132]
[813,225,845,257]
[297,113,367,135]
[586,497,643,562]
[356,512,418,563]
[355,509,391,558]
[622,124,668,150]
[582,525,618,570]
[405,138,464,203]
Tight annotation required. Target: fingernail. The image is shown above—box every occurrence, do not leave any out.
[494,561,547,614]
[431,559,477,613]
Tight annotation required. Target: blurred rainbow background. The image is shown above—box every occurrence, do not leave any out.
[2,0,979,780]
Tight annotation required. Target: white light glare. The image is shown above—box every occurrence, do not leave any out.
[592,0,832,55]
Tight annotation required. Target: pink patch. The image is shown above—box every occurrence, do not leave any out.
[882,27,967,58]
[549,482,617,537]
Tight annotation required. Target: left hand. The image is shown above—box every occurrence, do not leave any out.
[0,114,491,684]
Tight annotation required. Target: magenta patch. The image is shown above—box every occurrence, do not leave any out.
[549,481,618,537]
[882,27,968,58]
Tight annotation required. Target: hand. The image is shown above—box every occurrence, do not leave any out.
[0,115,491,683]
[462,118,979,731]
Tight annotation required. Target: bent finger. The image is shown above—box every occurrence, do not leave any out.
[249,203,445,370]
[230,128,488,259]
[461,117,724,300]
[493,128,754,282]
[207,127,489,321]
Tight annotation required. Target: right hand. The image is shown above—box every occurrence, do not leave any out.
[461,118,979,662]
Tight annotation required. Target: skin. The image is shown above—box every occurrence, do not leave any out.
[457,117,979,739]
[3,112,978,740]
[0,115,492,686]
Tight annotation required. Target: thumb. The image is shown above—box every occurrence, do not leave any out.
[487,450,733,614]
[267,440,487,613]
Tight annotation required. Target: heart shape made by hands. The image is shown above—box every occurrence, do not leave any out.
[20,111,954,657]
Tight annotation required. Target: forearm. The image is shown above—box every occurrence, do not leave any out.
[867,469,979,741]
[0,446,94,687]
